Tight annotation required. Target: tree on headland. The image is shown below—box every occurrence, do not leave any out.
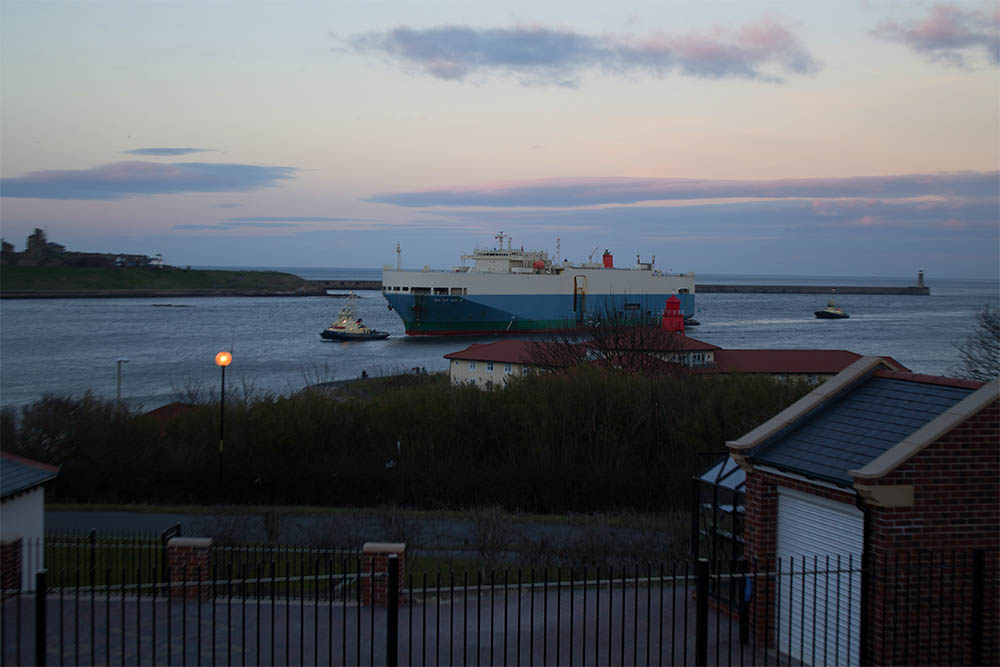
[954,304,1000,382]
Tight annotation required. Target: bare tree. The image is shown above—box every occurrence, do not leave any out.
[525,302,694,376]
[955,304,1000,382]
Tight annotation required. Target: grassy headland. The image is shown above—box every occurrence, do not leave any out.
[0,265,306,294]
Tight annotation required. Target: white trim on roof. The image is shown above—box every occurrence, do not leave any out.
[850,377,999,480]
[726,356,893,452]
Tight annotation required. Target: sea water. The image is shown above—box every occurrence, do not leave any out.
[1,270,996,411]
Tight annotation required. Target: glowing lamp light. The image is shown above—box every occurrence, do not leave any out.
[215,351,232,367]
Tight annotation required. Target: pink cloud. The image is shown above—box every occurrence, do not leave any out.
[875,4,1000,67]
[350,19,819,85]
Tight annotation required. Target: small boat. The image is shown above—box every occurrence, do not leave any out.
[326,290,361,299]
[815,300,850,319]
[320,307,390,341]
[684,316,701,326]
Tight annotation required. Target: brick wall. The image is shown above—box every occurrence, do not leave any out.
[859,400,999,665]
[167,537,213,599]
[0,537,22,595]
[361,542,405,607]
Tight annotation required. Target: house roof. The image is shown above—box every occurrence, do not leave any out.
[727,357,988,486]
[713,349,907,375]
[144,402,197,425]
[589,331,721,353]
[443,339,541,364]
[444,334,719,366]
[1,452,59,500]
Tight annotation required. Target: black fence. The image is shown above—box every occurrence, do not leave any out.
[2,547,995,666]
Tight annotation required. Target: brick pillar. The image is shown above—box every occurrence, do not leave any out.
[167,537,212,598]
[743,471,778,648]
[0,536,22,595]
[361,542,405,606]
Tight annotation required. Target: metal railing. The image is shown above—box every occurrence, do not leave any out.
[2,548,994,666]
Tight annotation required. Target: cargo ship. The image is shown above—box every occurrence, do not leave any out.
[382,233,696,336]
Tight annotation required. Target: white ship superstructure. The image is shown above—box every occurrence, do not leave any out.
[382,233,696,335]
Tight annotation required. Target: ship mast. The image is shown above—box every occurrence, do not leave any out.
[395,243,401,270]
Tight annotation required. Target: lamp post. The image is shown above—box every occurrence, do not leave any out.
[115,357,130,409]
[215,351,232,491]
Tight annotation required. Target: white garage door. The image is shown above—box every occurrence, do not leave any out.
[776,487,863,666]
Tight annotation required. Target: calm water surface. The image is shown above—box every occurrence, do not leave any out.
[2,270,996,410]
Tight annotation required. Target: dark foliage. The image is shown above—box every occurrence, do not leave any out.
[3,370,810,512]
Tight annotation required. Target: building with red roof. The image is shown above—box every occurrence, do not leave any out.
[444,336,906,389]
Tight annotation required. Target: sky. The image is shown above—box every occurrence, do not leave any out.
[1,0,998,279]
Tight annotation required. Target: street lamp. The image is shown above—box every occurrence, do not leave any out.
[115,357,130,409]
[215,351,232,490]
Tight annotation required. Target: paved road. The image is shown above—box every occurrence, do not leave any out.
[3,581,766,666]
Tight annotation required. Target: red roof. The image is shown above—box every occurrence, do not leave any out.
[144,402,198,424]
[444,334,721,366]
[872,369,984,389]
[0,451,59,474]
[713,350,908,375]
[589,332,721,352]
[443,339,542,364]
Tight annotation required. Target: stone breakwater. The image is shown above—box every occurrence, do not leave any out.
[0,280,931,298]
[697,284,930,295]
[317,280,931,295]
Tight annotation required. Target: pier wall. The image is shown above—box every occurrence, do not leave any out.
[697,284,930,295]
[0,280,931,298]
[318,280,930,296]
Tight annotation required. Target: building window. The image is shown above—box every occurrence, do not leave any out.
[521,366,529,376]
[504,363,512,374]
[487,361,494,371]
[469,360,476,369]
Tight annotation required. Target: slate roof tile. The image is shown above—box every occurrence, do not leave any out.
[751,376,978,485]
[1,452,59,499]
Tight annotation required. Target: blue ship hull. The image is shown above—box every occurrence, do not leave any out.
[384,292,695,335]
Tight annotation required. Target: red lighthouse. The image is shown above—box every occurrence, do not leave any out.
[661,295,685,334]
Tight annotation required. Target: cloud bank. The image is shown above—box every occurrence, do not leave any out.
[173,216,382,232]
[1,162,296,200]
[350,20,819,85]
[369,172,998,208]
[875,3,1000,67]
[124,147,215,156]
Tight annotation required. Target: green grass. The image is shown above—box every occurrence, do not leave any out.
[1,266,305,292]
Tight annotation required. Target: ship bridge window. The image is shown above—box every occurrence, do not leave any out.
[393,286,401,291]
[412,287,430,294]
[402,287,409,291]
[434,287,449,295]
[678,289,689,294]
[450,288,467,296]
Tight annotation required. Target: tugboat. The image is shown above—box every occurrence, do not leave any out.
[815,299,850,319]
[320,307,390,341]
